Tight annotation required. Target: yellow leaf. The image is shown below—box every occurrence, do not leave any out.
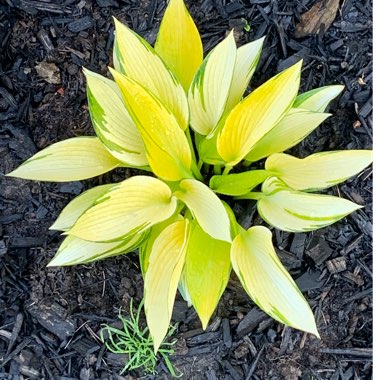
[113,18,189,130]
[84,68,147,167]
[217,61,302,166]
[224,37,264,114]
[48,232,146,266]
[155,0,203,92]
[174,179,231,242]
[139,214,183,277]
[266,150,373,191]
[6,137,120,182]
[245,108,330,163]
[184,221,231,328]
[145,220,190,352]
[188,32,237,135]
[50,184,114,231]
[67,176,177,242]
[257,177,362,232]
[231,226,319,336]
[111,69,192,181]
[294,85,344,112]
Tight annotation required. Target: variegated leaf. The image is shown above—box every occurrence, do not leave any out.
[145,219,190,352]
[188,32,237,135]
[84,69,147,166]
[68,176,177,242]
[6,137,120,182]
[294,85,344,112]
[231,226,319,336]
[111,69,193,181]
[48,232,147,266]
[224,37,264,114]
[246,108,330,163]
[217,61,302,166]
[113,17,189,130]
[266,150,373,191]
[174,179,231,242]
[257,177,362,232]
[50,184,115,231]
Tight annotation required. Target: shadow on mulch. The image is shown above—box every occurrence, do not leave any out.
[0,0,372,379]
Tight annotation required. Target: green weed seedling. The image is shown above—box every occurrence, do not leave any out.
[100,299,180,377]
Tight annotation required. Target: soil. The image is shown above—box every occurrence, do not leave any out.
[0,0,373,379]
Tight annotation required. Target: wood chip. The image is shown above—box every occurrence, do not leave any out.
[295,0,340,38]
[342,271,364,286]
[236,308,267,338]
[326,257,347,274]
[306,237,333,265]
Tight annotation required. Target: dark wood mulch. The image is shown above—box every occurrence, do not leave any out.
[0,0,372,379]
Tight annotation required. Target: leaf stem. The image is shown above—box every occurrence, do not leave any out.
[214,165,222,175]
[222,165,232,175]
[191,161,204,181]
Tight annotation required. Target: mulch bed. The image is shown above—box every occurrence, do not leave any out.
[0,0,373,379]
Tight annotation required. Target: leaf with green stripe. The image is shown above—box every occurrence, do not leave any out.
[84,69,148,167]
[293,85,344,112]
[50,184,115,231]
[231,226,319,336]
[257,177,362,232]
[266,150,373,191]
[223,37,264,114]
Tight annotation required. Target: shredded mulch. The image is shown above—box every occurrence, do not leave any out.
[0,0,372,379]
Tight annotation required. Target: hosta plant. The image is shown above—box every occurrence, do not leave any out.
[7,0,372,352]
